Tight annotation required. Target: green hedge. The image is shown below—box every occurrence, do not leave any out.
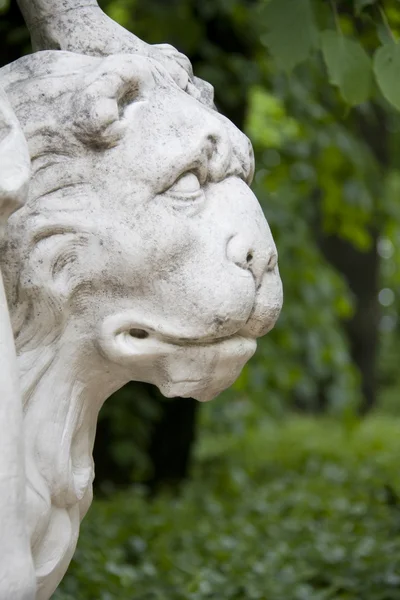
[55,416,400,600]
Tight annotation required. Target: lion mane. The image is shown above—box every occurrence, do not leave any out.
[0,50,177,600]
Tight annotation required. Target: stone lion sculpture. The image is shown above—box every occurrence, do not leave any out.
[0,2,283,599]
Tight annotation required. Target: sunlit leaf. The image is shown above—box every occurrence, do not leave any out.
[373,42,400,111]
[354,0,377,16]
[321,30,373,105]
[261,0,319,72]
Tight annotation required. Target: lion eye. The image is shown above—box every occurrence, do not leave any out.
[168,172,201,196]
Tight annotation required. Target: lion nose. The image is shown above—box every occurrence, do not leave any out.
[226,234,277,280]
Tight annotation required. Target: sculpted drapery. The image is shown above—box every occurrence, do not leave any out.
[0,2,283,598]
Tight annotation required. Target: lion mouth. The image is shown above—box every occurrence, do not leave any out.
[153,333,257,402]
[100,290,280,402]
[105,326,257,402]
[127,322,253,347]
[170,378,202,384]
[161,332,241,346]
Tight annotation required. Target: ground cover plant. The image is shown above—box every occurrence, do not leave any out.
[55,414,400,600]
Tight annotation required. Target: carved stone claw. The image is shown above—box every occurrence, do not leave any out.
[16,0,214,106]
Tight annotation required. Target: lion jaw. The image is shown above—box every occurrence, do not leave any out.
[19,335,126,600]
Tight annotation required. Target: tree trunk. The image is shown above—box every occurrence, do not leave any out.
[318,231,380,414]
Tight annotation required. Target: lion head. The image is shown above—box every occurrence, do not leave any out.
[0,50,282,598]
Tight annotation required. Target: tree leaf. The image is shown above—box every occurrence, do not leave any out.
[373,42,400,112]
[354,0,377,16]
[321,31,373,106]
[261,0,318,72]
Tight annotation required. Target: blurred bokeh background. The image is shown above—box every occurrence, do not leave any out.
[3,0,400,598]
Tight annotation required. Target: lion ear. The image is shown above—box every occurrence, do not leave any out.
[72,54,156,149]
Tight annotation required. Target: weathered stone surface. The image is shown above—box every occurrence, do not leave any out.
[0,2,282,598]
[17,0,215,106]
[0,89,35,600]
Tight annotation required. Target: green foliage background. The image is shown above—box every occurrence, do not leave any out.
[92,0,400,418]
[56,417,400,600]
[2,0,400,597]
